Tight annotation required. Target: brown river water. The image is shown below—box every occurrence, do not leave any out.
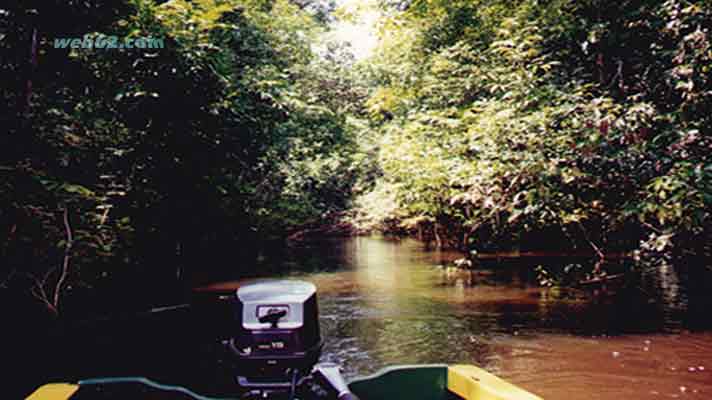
[198,236,712,400]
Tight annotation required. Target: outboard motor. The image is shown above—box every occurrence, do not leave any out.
[224,280,356,400]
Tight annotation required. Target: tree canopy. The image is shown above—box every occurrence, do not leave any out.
[353,0,712,263]
[2,0,711,318]
[1,0,365,316]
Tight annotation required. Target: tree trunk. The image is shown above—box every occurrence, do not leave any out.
[434,222,442,249]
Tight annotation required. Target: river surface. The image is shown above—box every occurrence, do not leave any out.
[199,236,712,400]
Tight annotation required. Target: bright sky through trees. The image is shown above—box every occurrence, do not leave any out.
[327,0,378,60]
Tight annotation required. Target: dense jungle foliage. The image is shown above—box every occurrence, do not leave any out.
[1,0,367,318]
[354,0,712,265]
[2,0,712,321]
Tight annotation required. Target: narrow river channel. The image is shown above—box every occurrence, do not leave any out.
[199,236,712,400]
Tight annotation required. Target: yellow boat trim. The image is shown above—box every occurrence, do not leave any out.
[448,365,543,400]
[26,383,79,400]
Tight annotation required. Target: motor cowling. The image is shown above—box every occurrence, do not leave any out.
[228,280,322,384]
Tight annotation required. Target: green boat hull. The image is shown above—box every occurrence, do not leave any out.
[27,364,542,400]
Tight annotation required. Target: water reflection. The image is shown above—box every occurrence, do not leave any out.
[199,236,712,399]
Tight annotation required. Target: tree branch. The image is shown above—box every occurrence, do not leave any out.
[29,275,57,315]
[23,26,39,114]
[0,269,16,289]
[577,221,605,273]
[53,206,73,312]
